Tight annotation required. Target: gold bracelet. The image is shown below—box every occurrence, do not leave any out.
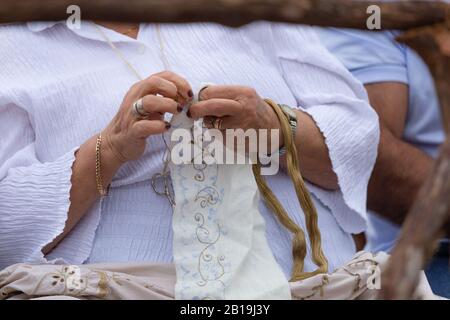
[95,134,109,197]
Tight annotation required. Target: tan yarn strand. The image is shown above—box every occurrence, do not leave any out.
[253,99,328,281]
[253,165,308,279]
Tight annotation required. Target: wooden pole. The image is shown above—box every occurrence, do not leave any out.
[379,139,450,299]
[379,25,450,300]
[0,0,448,29]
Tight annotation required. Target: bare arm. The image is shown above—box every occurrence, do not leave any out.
[365,82,433,224]
[42,136,123,254]
[292,109,338,190]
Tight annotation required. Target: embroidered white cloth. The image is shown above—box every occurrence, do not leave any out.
[0,22,379,274]
[168,101,290,299]
[0,252,439,300]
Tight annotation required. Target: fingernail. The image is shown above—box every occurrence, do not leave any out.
[188,90,193,98]
[165,122,171,129]
[198,86,209,101]
[187,110,192,118]
[177,104,183,113]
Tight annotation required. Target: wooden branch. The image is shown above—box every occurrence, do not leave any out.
[379,138,450,299]
[379,26,450,300]
[0,0,448,29]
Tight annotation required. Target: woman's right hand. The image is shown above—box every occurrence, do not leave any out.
[103,71,193,165]
[42,72,193,254]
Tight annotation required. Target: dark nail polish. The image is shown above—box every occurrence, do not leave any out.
[177,104,183,113]
[187,110,192,118]
[165,122,171,129]
[188,90,193,98]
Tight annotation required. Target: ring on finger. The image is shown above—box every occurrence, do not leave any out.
[132,98,148,118]
[207,117,216,128]
[213,117,223,130]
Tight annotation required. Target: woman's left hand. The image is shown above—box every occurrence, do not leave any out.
[188,85,284,153]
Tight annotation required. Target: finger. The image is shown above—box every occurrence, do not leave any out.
[131,120,170,139]
[188,99,242,119]
[138,76,178,100]
[154,71,193,102]
[202,116,216,129]
[144,113,164,121]
[203,116,239,130]
[199,85,256,101]
[141,95,182,115]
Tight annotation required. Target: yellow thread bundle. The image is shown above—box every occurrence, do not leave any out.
[253,99,328,281]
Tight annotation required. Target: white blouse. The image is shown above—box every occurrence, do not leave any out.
[0,21,379,277]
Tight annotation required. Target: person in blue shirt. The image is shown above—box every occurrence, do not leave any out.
[316,28,449,297]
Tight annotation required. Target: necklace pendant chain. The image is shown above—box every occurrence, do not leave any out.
[94,23,171,78]
[155,24,171,71]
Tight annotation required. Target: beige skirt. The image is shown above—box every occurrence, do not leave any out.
[0,251,437,300]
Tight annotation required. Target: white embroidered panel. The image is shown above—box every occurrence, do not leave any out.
[168,104,291,300]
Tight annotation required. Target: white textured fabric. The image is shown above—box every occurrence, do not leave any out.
[0,21,379,275]
[169,108,291,300]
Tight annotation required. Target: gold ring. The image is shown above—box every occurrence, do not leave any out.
[209,117,216,128]
[213,117,222,130]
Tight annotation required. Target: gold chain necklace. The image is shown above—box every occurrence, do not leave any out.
[95,23,175,206]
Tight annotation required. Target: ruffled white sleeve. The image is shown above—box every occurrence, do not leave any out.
[0,99,78,269]
[272,24,380,234]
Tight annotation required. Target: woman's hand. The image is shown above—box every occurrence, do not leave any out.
[103,71,193,164]
[188,85,338,189]
[42,71,193,254]
[188,85,283,153]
